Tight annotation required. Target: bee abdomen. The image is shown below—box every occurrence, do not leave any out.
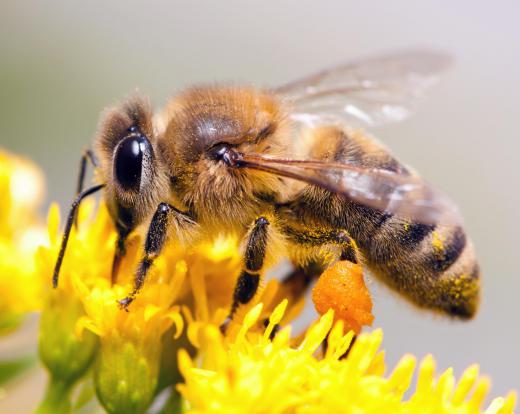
[363,220,480,318]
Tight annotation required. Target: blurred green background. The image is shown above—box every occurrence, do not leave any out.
[1,0,519,410]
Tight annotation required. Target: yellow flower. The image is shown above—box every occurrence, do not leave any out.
[178,303,517,414]
[0,149,46,333]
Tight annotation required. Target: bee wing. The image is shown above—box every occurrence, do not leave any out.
[239,153,462,225]
[275,49,453,128]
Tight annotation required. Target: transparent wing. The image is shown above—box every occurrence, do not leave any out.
[239,153,461,225]
[275,49,453,128]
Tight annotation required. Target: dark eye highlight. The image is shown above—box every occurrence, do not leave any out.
[114,135,149,191]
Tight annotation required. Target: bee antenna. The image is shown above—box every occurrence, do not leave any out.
[52,183,105,288]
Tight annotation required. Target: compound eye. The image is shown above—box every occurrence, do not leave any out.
[114,135,149,191]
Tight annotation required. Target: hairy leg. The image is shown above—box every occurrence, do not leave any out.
[227,217,270,321]
[280,226,359,300]
[118,202,196,309]
[282,226,361,351]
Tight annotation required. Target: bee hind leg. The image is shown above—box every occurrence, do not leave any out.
[281,226,362,348]
[279,227,360,304]
[282,226,359,265]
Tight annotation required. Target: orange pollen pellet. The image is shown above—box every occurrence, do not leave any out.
[312,261,374,334]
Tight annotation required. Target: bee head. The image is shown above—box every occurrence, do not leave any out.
[161,86,289,226]
[94,96,168,231]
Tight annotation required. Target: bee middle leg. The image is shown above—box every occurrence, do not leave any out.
[225,217,270,324]
[118,202,196,309]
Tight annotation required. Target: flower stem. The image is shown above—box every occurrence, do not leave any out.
[35,376,73,414]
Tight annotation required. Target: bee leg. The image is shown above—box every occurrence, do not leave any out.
[74,149,99,228]
[282,227,362,350]
[52,184,105,288]
[322,332,357,359]
[340,335,357,360]
[276,228,359,305]
[76,149,99,195]
[118,202,194,310]
[281,261,324,301]
[73,146,133,286]
[111,226,131,285]
[283,227,359,264]
[222,217,270,329]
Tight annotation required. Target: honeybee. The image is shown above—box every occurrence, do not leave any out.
[53,49,480,321]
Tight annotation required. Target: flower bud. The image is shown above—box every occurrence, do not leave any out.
[94,334,161,414]
[39,290,98,384]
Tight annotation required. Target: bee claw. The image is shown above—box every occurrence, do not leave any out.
[219,316,232,334]
[118,296,133,311]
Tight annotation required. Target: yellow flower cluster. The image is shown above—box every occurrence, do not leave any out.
[0,148,517,414]
[180,303,517,414]
[35,195,301,412]
[0,149,46,333]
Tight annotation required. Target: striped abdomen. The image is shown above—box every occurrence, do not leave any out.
[289,126,481,318]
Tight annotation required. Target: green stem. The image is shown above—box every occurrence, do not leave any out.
[157,389,182,414]
[35,376,73,414]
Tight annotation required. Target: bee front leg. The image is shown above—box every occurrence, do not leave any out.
[76,148,99,196]
[118,202,196,310]
[225,217,270,325]
[74,149,99,228]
